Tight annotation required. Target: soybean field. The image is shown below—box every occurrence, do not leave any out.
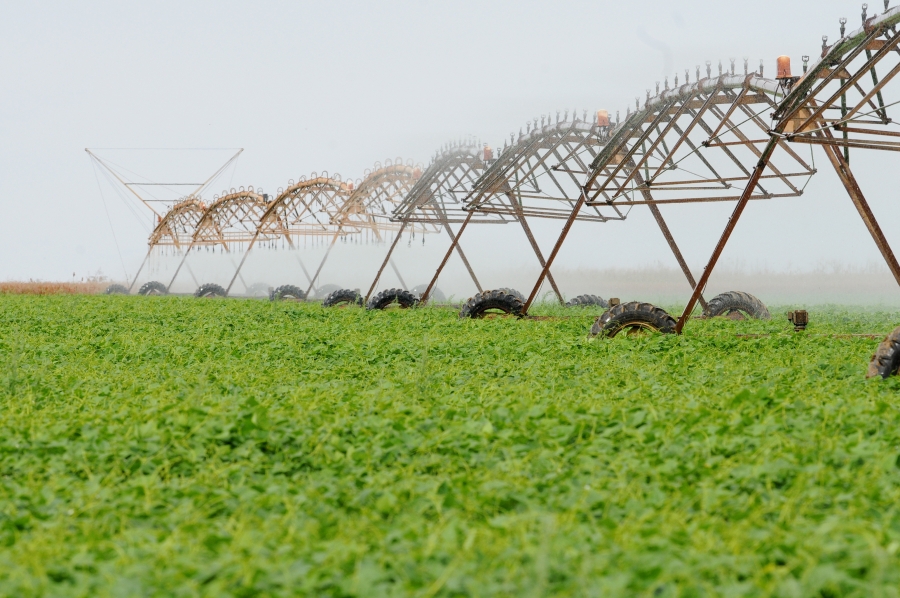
[2,295,900,596]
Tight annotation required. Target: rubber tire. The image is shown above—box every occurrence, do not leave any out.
[194,283,226,298]
[411,284,446,303]
[322,289,364,308]
[566,294,608,308]
[703,291,770,320]
[498,288,526,302]
[591,301,676,338]
[104,284,128,295]
[367,288,419,310]
[138,281,168,296]
[459,289,524,319]
[868,325,900,378]
[270,285,305,301]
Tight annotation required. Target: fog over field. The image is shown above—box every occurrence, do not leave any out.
[547,265,900,306]
[135,234,900,306]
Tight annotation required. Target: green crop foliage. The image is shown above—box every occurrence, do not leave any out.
[2,295,900,597]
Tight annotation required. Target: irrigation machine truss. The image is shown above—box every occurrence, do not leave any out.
[92,2,900,376]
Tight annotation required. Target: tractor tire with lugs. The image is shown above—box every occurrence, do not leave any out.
[323,289,364,308]
[459,289,525,319]
[591,301,676,338]
[367,288,419,310]
[498,288,526,302]
[104,284,129,295]
[566,294,607,308]
[194,283,226,298]
[703,291,770,320]
[138,281,168,296]
[269,285,305,301]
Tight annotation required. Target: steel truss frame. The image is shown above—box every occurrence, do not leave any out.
[143,159,422,296]
[85,149,244,293]
[522,71,818,316]
[299,159,423,298]
[213,159,424,297]
[166,189,268,292]
[674,4,900,332]
[417,113,625,305]
[148,198,206,249]
[224,174,352,295]
[365,142,507,302]
[124,5,900,317]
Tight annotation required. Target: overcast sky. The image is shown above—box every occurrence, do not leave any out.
[3,0,899,283]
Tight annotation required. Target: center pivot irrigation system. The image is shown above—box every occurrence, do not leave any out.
[93,3,900,378]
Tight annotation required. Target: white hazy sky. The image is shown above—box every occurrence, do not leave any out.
[3,0,899,283]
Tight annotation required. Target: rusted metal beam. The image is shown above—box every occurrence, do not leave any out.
[706,84,751,141]
[626,172,814,187]
[833,126,900,137]
[703,103,758,180]
[500,187,564,304]
[127,249,153,294]
[227,254,250,294]
[647,91,721,181]
[441,221,482,294]
[789,137,900,152]
[705,139,772,147]
[473,205,609,221]
[304,229,342,300]
[632,167,707,310]
[614,96,697,195]
[517,207,565,305]
[817,68,853,79]
[816,127,900,286]
[365,221,408,302]
[225,232,261,295]
[790,29,898,130]
[167,245,194,291]
[723,110,801,194]
[590,101,678,197]
[735,101,816,172]
[864,48,890,121]
[420,211,474,304]
[603,192,795,206]
[843,58,900,121]
[427,198,484,294]
[674,137,780,333]
[523,192,586,313]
